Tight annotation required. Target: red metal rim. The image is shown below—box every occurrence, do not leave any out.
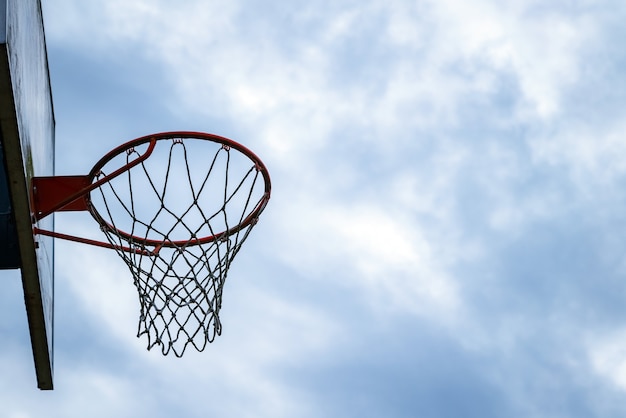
[85,131,271,248]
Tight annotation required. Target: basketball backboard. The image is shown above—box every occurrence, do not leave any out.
[0,0,54,390]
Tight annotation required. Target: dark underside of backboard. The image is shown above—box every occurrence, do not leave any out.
[0,135,20,268]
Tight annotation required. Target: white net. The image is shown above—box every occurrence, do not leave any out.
[87,135,269,356]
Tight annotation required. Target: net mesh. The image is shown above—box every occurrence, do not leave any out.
[88,137,268,356]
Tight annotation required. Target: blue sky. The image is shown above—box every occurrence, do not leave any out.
[3,0,626,416]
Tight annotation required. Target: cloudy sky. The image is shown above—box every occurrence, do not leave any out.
[4,0,626,416]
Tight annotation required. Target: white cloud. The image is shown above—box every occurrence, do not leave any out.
[272,191,460,321]
[43,0,613,343]
[430,0,592,118]
[30,0,626,416]
[588,329,626,392]
[56,226,139,344]
[52,217,337,417]
[45,0,598,127]
[530,120,626,198]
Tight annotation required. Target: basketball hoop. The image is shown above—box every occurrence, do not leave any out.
[31,132,271,356]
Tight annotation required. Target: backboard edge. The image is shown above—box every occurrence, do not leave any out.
[0,42,53,390]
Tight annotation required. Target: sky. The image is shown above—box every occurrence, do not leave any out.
[3,0,626,416]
